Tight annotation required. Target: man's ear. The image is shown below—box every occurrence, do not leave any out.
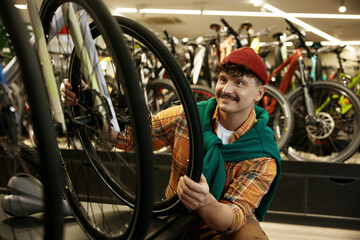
[254,85,266,102]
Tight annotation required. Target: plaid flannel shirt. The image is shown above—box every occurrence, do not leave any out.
[113,104,277,232]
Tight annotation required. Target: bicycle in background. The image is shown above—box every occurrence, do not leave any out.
[329,46,360,96]
[269,19,360,162]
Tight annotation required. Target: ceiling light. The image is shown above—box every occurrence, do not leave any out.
[339,0,347,13]
[290,13,360,19]
[330,41,360,46]
[259,41,360,48]
[339,6,347,13]
[139,9,201,15]
[130,8,360,20]
[114,8,137,13]
[262,3,342,44]
[201,10,360,19]
[182,37,189,43]
[202,10,275,17]
[14,4,27,9]
[251,0,264,7]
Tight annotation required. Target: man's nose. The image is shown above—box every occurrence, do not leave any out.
[222,82,234,93]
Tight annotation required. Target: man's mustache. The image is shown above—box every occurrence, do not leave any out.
[218,93,239,102]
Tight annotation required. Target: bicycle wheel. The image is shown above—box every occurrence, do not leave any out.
[257,85,294,151]
[145,78,177,114]
[287,81,360,162]
[191,84,216,102]
[162,84,215,109]
[40,1,154,239]
[114,16,203,215]
[0,1,63,239]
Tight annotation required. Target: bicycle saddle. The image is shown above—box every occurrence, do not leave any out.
[210,23,221,32]
[2,173,73,217]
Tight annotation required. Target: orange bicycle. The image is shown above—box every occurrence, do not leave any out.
[269,19,360,162]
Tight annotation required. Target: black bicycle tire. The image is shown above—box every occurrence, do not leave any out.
[144,78,177,112]
[315,56,323,81]
[114,16,203,215]
[272,45,283,84]
[64,14,202,217]
[262,85,294,151]
[190,84,215,98]
[1,1,64,239]
[286,81,360,162]
[162,83,215,109]
[40,1,154,239]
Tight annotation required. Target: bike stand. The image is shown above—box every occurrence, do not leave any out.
[2,173,73,217]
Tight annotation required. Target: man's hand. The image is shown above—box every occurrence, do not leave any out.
[177,173,233,232]
[177,174,211,210]
[60,79,88,106]
[60,79,117,142]
[60,79,77,106]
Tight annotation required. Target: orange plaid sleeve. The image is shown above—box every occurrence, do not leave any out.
[113,105,190,198]
[220,157,277,232]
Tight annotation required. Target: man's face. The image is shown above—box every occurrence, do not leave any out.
[215,71,265,117]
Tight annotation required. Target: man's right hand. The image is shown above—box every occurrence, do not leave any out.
[61,79,78,106]
[60,79,88,106]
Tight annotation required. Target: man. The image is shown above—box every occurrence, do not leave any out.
[176,47,280,239]
[62,47,280,239]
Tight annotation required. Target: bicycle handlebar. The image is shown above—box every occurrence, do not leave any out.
[163,29,176,54]
[220,17,242,48]
[254,25,277,38]
[163,29,170,39]
[284,19,312,58]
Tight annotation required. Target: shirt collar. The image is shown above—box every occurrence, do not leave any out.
[212,105,257,144]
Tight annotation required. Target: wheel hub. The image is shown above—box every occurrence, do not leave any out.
[306,112,335,140]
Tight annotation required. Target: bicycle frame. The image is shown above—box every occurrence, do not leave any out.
[342,72,360,95]
[191,45,206,85]
[219,36,233,62]
[263,48,302,114]
[28,0,67,133]
[313,46,360,114]
[335,50,360,96]
[269,48,316,122]
[269,44,356,124]
[269,48,302,95]
[310,54,326,81]
[3,0,120,134]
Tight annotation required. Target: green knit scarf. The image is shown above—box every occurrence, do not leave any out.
[197,98,281,221]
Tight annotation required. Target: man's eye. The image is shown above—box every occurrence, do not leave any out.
[236,81,243,85]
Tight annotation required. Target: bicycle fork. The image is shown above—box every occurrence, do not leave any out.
[298,57,317,124]
[28,0,120,134]
[28,0,67,133]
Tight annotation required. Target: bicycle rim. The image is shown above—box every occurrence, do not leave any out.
[258,85,294,151]
[287,81,360,162]
[114,16,203,215]
[162,84,215,109]
[40,0,154,239]
[190,85,216,102]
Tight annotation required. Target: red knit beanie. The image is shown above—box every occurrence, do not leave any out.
[222,47,268,84]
